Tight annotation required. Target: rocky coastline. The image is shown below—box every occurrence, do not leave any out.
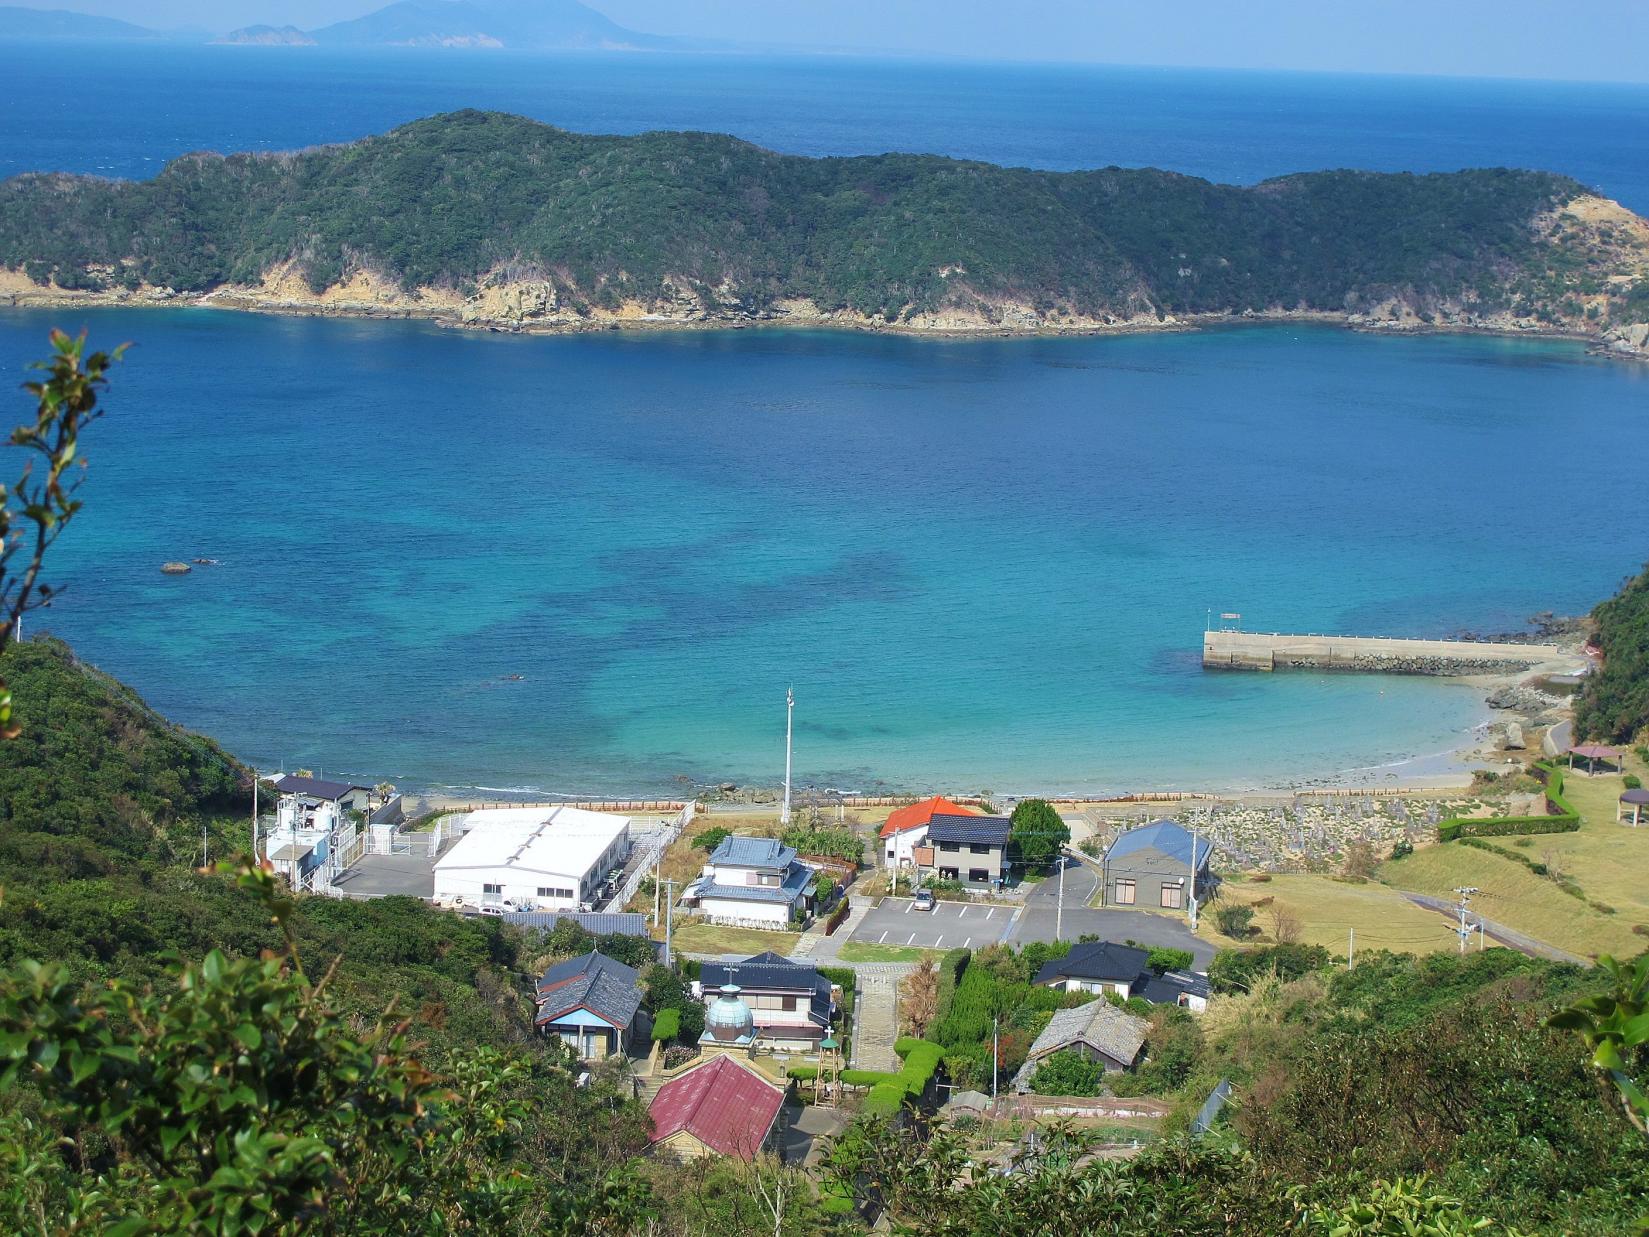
[2,268,1641,357]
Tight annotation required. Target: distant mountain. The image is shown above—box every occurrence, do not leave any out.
[308,0,675,50]
[216,24,316,46]
[0,4,160,39]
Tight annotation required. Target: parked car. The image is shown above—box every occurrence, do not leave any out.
[912,888,935,912]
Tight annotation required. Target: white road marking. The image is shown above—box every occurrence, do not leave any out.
[935,934,944,947]
[964,937,972,949]
[878,930,888,944]
[957,905,968,917]
[904,901,914,914]
[906,933,917,946]
[985,908,995,920]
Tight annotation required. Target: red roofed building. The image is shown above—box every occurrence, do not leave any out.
[647,1053,787,1161]
[879,796,980,869]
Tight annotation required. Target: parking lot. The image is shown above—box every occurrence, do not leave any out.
[848,896,1018,951]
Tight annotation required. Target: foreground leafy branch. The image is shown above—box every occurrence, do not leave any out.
[0,329,124,738]
[0,860,643,1234]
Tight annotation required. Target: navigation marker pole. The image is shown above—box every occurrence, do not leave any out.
[663,879,675,967]
[780,687,794,826]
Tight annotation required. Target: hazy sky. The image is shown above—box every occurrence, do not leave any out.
[65,0,1649,83]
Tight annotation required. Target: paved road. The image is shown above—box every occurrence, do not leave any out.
[848,897,1018,951]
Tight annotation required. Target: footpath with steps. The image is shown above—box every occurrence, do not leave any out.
[849,962,914,1072]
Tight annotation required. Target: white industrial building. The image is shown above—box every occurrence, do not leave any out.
[432,806,631,911]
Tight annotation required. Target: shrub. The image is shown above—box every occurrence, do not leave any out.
[840,1068,896,1088]
[650,1008,680,1042]
[1214,905,1255,939]
[1146,946,1194,974]
[1389,838,1414,861]
[786,1064,818,1081]
[1626,775,1643,790]
[693,825,732,852]
[860,1081,905,1116]
[1028,1049,1105,1096]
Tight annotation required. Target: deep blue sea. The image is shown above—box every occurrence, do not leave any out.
[3,48,1648,796]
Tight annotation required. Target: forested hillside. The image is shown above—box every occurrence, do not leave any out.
[1576,560,1649,742]
[3,109,1646,334]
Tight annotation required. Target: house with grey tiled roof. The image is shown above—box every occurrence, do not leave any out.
[911,814,1011,889]
[1011,999,1151,1092]
[683,835,814,928]
[535,950,647,1062]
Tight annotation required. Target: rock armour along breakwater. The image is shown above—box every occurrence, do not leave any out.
[1202,631,1582,676]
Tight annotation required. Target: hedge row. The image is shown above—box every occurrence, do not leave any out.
[856,1038,946,1117]
[650,1008,680,1043]
[787,1064,818,1081]
[823,897,852,935]
[1436,762,1580,842]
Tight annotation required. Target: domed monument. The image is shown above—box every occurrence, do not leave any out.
[702,983,755,1046]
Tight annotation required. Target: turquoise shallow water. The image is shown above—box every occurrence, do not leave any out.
[1,309,1644,795]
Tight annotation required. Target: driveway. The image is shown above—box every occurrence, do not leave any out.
[847,897,1018,952]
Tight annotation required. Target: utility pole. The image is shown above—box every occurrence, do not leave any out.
[1451,887,1479,954]
[992,1015,999,1098]
[652,848,661,926]
[663,879,675,967]
[1188,827,1200,931]
[202,821,209,870]
[780,687,794,826]
[1056,850,1065,941]
[1348,928,1354,968]
[252,772,259,859]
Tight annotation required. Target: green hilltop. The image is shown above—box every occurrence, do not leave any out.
[2,109,1646,335]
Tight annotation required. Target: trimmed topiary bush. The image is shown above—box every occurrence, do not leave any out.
[650,1008,680,1043]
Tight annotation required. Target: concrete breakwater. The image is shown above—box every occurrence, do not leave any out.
[1203,630,1578,675]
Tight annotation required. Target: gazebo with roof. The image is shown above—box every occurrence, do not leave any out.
[1567,743,1624,775]
[1619,788,1649,827]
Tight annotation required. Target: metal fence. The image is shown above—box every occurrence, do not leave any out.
[603,801,695,913]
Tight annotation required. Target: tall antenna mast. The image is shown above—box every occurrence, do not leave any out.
[780,687,794,826]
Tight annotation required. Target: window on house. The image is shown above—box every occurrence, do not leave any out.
[781,996,797,1012]
[968,868,989,883]
[886,848,895,860]
[759,872,781,887]
[970,843,992,854]
[483,883,502,895]
[1160,882,1184,909]
[1114,879,1136,905]
[939,841,960,853]
[939,867,959,881]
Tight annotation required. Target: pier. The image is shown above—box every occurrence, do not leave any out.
[1202,629,1580,674]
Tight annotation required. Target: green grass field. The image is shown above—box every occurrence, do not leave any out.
[835,941,936,964]
[666,923,801,957]
[1204,874,1459,955]
[1377,756,1649,960]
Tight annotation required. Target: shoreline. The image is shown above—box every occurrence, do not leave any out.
[368,658,1572,817]
[1,278,1638,359]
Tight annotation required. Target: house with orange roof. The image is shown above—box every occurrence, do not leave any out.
[879,795,980,869]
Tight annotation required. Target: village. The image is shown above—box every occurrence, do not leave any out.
[245,727,1649,1178]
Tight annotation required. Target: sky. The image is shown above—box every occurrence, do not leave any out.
[58,0,1649,83]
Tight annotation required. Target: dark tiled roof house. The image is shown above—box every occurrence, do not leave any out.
[535,950,647,1061]
[913,814,1012,889]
